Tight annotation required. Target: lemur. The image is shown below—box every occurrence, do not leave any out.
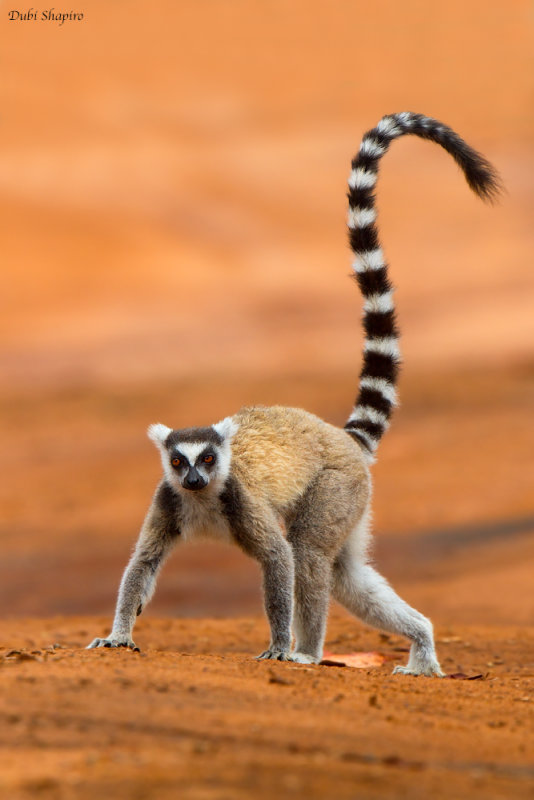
[88,112,500,675]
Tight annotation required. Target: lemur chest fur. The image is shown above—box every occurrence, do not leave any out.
[179,492,232,542]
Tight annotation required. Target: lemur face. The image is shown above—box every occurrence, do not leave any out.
[167,441,218,491]
[147,419,237,494]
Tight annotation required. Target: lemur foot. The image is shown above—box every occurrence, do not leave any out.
[256,648,291,661]
[392,660,444,678]
[288,651,320,665]
[87,637,140,652]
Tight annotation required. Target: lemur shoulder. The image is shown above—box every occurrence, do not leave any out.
[89,112,500,676]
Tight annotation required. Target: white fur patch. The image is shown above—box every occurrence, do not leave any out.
[348,167,377,190]
[212,416,238,490]
[352,248,385,273]
[347,206,376,229]
[396,111,414,127]
[359,137,386,157]
[359,376,398,406]
[147,423,172,447]
[364,336,401,359]
[347,405,389,428]
[376,116,402,138]
[363,291,394,314]
[177,441,210,465]
[213,416,239,440]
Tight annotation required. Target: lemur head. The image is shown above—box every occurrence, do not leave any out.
[147,417,237,494]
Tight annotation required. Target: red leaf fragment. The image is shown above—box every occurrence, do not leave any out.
[446,672,485,680]
[322,651,386,668]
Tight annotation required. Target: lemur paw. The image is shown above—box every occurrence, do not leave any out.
[392,662,444,678]
[288,652,320,664]
[86,637,140,652]
[256,648,291,661]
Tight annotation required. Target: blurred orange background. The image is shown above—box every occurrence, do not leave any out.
[1,0,533,624]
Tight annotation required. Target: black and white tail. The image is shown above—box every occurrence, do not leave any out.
[344,112,501,459]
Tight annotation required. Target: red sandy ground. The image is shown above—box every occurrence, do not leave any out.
[1,616,533,800]
[1,1,534,797]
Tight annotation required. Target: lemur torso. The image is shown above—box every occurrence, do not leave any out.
[89,112,499,676]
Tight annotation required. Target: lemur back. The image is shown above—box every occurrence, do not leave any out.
[89,112,500,676]
[230,406,369,511]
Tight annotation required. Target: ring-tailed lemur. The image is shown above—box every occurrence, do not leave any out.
[88,112,500,676]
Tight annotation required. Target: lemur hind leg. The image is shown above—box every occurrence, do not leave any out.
[287,468,364,665]
[332,519,444,677]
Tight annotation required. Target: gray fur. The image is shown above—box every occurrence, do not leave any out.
[220,475,294,659]
[286,468,362,663]
[333,558,443,677]
[87,482,181,650]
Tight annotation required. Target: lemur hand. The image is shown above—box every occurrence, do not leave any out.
[86,636,140,652]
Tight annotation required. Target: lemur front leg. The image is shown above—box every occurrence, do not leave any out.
[289,546,331,665]
[220,477,294,661]
[87,482,181,651]
[254,540,295,661]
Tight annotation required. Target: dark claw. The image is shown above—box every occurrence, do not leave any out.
[103,641,112,648]
[256,648,290,661]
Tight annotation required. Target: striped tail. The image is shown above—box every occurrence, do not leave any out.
[344,112,501,459]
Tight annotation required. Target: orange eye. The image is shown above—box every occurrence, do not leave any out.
[171,457,181,468]
[203,454,214,464]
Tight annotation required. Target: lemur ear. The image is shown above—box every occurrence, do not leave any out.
[213,416,238,440]
[147,423,172,448]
